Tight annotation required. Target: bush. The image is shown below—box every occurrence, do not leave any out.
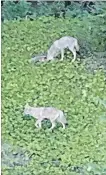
[2,1,66,20]
[2,1,106,21]
[2,0,34,20]
[34,1,65,17]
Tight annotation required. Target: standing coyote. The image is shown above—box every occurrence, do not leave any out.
[24,104,67,130]
[47,36,79,62]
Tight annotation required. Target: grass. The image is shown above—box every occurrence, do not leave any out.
[2,17,106,175]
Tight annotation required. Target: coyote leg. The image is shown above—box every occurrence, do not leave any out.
[60,49,64,61]
[68,47,76,62]
[35,119,42,128]
[49,121,56,130]
[60,122,66,129]
[72,50,76,62]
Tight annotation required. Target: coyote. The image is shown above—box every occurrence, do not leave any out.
[47,36,79,62]
[24,104,67,130]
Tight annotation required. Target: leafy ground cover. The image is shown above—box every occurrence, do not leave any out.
[2,17,106,175]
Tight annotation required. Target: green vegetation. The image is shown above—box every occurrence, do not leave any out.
[2,10,106,175]
[2,1,106,20]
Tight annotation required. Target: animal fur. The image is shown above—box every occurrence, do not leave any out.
[24,104,67,130]
[47,36,79,62]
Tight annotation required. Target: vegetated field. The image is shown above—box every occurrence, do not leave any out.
[2,16,106,175]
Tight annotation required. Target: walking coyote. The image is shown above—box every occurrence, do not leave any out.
[24,104,67,130]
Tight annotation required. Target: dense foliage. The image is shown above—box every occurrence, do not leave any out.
[2,1,106,20]
[2,15,106,175]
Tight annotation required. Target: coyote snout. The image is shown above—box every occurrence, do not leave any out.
[47,36,79,62]
[24,103,67,130]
